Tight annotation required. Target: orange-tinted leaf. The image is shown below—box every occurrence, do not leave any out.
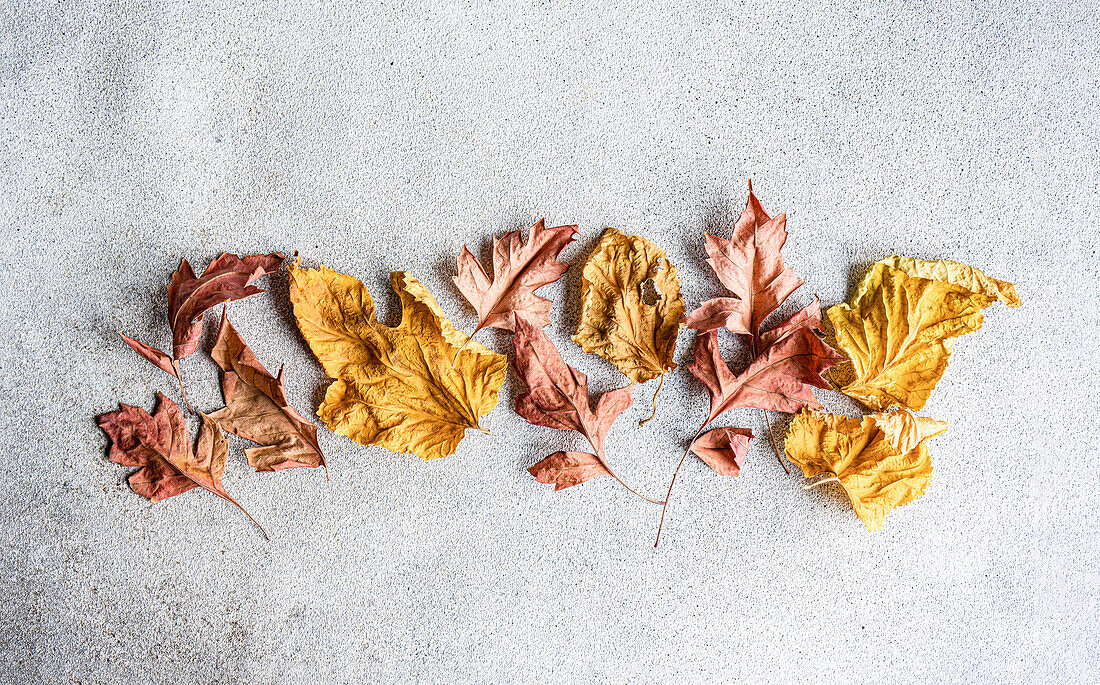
[96,394,267,537]
[690,326,843,426]
[454,220,578,333]
[168,252,284,359]
[118,333,180,383]
[687,182,803,341]
[208,310,325,473]
[690,426,754,477]
[528,451,611,491]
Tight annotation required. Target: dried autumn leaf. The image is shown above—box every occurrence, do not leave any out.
[785,409,948,531]
[453,219,578,336]
[118,333,181,383]
[288,260,506,460]
[686,181,803,347]
[655,325,843,544]
[883,255,1021,307]
[528,451,611,491]
[208,310,325,473]
[573,227,685,385]
[168,252,285,360]
[514,314,659,502]
[689,426,754,477]
[690,326,844,427]
[756,297,823,350]
[96,393,268,537]
[827,257,1019,411]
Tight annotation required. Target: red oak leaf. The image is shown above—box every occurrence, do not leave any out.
[513,314,659,503]
[454,220,578,335]
[686,182,803,345]
[168,252,284,360]
[690,327,843,426]
[690,426,754,477]
[208,310,326,474]
[96,393,268,538]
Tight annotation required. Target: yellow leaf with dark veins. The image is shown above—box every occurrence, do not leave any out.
[288,260,506,460]
[573,227,685,384]
[827,257,1018,411]
[785,409,948,531]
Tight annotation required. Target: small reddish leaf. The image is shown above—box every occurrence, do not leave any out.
[690,327,843,426]
[513,314,658,502]
[96,394,267,537]
[690,426,754,477]
[528,451,611,491]
[208,310,325,473]
[687,182,803,340]
[118,333,180,383]
[168,252,284,359]
[513,314,632,454]
[454,220,578,333]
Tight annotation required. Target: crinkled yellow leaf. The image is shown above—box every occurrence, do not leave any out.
[785,409,948,531]
[573,228,685,384]
[827,257,1018,411]
[882,255,1021,308]
[287,260,506,460]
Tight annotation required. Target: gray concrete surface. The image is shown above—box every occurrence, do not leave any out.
[2,1,1098,683]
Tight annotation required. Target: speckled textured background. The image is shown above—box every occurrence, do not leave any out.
[2,1,1097,683]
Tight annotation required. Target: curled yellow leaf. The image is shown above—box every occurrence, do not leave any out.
[573,227,685,384]
[786,409,948,531]
[827,257,1017,411]
[288,260,506,460]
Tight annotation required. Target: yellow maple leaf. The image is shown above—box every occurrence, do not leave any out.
[827,257,1018,411]
[287,260,506,460]
[785,409,948,531]
[573,227,685,385]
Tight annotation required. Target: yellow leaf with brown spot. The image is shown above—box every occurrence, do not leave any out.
[827,257,1018,411]
[785,409,948,531]
[573,227,685,384]
[288,260,506,460]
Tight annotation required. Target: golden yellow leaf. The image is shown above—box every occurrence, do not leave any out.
[573,227,685,384]
[881,255,1021,307]
[287,260,506,460]
[785,409,948,531]
[827,257,1017,411]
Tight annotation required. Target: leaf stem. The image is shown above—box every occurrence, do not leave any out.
[654,426,703,547]
[761,409,789,474]
[803,475,839,489]
[172,359,194,414]
[639,374,664,427]
[450,325,482,368]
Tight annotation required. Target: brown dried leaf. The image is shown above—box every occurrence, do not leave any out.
[208,310,325,473]
[454,219,578,334]
[573,227,685,384]
[167,252,284,359]
[528,451,611,491]
[96,394,267,537]
[690,426,754,477]
[514,314,658,502]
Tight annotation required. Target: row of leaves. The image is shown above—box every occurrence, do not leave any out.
[97,183,1019,543]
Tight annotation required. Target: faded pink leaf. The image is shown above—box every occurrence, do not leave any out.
[690,426,754,477]
[528,451,611,491]
[454,220,578,334]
